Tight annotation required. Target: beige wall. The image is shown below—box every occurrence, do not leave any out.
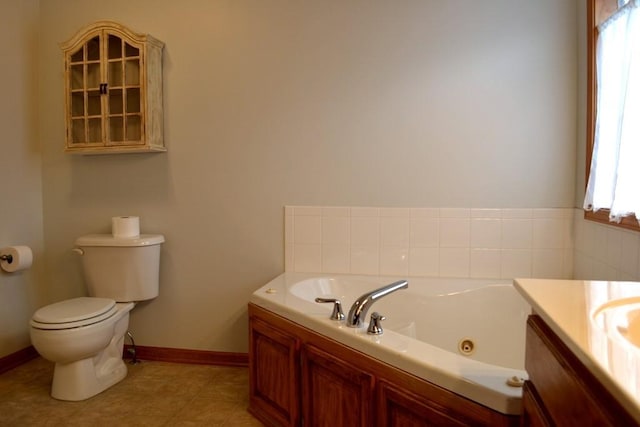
[0,0,45,358]
[36,0,578,353]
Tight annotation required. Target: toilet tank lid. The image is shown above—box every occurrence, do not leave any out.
[76,234,165,247]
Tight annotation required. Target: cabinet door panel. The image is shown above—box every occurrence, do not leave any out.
[301,344,374,427]
[249,317,300,427]
[526,315,636,427]
[520,382,552,427]
[378,379,470,427]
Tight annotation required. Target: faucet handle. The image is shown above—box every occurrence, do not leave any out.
[367,312,386,335]
[314,298,346,321]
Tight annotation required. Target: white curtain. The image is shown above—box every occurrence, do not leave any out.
[584,0,640,223]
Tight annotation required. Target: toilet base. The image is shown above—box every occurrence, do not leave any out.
[51,355,127,401]
[48,309,132,401]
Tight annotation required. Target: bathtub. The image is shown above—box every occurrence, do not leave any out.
[250,272,531,415]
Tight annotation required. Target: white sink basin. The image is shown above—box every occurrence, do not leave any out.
[592,297,640,349]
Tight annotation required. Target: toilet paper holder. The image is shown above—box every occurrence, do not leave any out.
[0,254,12,263]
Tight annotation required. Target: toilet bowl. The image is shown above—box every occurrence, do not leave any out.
[30,232,164,401]
[30,297,135,401]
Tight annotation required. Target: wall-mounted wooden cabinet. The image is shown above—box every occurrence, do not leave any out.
[61,21,165,154]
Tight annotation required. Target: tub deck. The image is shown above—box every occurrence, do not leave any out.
[250,272,529,416]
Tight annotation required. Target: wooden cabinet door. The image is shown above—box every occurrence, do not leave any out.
[249,316,300,427]
[525,315,637,427]
[520,382,552,427]
[301,343,374,427]
[377,379,473,427]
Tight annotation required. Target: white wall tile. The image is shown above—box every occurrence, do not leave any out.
[502,208,533,219]
[322,216,349,245]
[381,217,409,246]
[322,245,350,274]
[532,249,564,279]
[351,217,380,247]
[573,253,592,279]
[580,220,597,258]
[322,207,350,217]
[573,211,586,250]
[440,208,470,218]
[563,249,574,279]
[606,228,623,270]
[502,219,533,249]
[294,244,322,272]
[534,208,567,219]
[410,218,439,247]
[294,206,322,216]
[294,215,322,244]
[350,246,379,275]
[440,218,470,248]
[351,207,379,217]
[439,248,469,277]
[380,207,410,218]
[409,247,439,277]
[621,232,639,277]
[380,246,409,276]
[285,243,294,271]
[501,249,532,279]
[590,257,609,280]
[471,208,502,219]
[410,208,439,218]
[470,249,501,278]
[572,215,640,281]
[284,205,640,281]
[563,219,574,249]
[285,214,294,244]
[470,219,501,249]
[533,218,565,249]
[591,223,609,260]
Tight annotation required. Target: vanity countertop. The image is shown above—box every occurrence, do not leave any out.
[514,278,640,423]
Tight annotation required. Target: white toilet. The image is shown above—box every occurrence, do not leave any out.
[30,233,164,401]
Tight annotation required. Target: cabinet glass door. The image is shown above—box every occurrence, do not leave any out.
[68,35,103,144]
[106,34,143,144]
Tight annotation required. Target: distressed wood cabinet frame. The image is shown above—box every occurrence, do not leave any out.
[61,21,165,154]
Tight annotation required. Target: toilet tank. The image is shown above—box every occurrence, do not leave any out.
[75,234,165,302]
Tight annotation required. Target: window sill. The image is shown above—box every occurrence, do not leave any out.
[584,210,640,232]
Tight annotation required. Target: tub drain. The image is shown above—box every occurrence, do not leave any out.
[458,338,475,356]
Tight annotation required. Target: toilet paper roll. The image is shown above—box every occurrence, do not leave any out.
[112,216,140,238]
[0,246,33,273]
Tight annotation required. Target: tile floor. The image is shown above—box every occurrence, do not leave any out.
[0,357,264,426]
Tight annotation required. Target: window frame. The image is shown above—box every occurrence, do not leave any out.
[584,0,640,232]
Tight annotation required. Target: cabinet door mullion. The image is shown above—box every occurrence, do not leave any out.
[100,30,109,144]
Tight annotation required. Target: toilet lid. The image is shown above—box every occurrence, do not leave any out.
[31,297,117,330]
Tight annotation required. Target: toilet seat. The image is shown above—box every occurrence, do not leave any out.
[30,297,117,330]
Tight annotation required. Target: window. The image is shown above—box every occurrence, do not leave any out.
[584,0,640,232]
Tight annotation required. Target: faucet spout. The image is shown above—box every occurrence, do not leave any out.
[346,280,408,328]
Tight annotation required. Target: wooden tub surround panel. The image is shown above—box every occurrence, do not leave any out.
[248,303,519,427]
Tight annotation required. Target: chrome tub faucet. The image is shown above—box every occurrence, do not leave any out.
[346,280,408,328]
